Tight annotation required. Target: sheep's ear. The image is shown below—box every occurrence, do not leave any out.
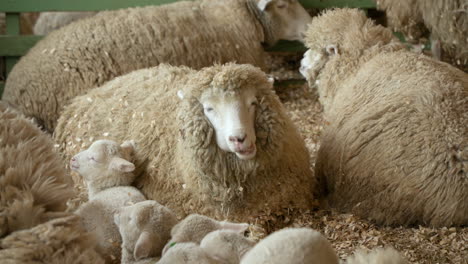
[326,44,339,55]
[267,76,275,85]
[219,221,250,234]
[258,0,273,11]
[109,157,135,172]
[134,231,153,260]
[121,140,136,156]
[177,90,185,100]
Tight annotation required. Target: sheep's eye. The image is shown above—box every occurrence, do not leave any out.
[204,107,214,112]
[89,156,97,162]
[250,100,258,106]
[276,2,288,9]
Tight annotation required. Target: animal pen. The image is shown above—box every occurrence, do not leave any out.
[0,1,466,264]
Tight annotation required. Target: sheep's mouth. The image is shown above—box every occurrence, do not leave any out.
[235,143,257,160]
[70,164,79,171]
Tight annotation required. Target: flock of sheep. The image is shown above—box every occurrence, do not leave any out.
[0,0,467,263]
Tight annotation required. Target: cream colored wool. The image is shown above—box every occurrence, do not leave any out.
[0,102,73,238]
[241,228,339,264]
[304,8,468,226]
[375,0,468,70]
[0,215,104,264]
[346,248,408,264]
[54,63,315,221]
[3,0,310,132]
[34,12,97,35]
[158,242,218,264]
[200,230,255,264]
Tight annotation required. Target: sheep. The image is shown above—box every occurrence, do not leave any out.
[114,200,178,263]
[72,139,146,262]
[33,12,97,35]
[375,0,468,70]
[346,248,408,264]
[0,215,105,264]
[0,102,73,238]
[54,63,316,222]
[158,242,219,264]
[3,0,312,132]
[163,214,249,255]
[301,8,468,227]
[200,230,256,264]
[241,228,339,264]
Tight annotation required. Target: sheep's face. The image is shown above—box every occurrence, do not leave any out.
[70,139,135,180]
[199,88,258,160]
[259,0,312,43]
[300,46,337,86]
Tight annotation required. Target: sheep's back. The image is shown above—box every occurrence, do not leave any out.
[317,51,468,226]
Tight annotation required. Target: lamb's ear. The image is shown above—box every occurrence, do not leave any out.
[219,221,250,234]
[121,140,136,156]
[134,231,153,260]
[177,90,185,100]
[258,0,273,11]
[109,157,135,172]
[326,44,339,55]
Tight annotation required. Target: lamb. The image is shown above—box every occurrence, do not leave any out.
[0,102,73,238]
[72,139,146,262]
[3,0,312,132]
[158,242,219,264]
[240,228,339,264]
[200,230,256,264]
[301,8,468,226]
[163,214,249,255]
[375,0,468,70]
[0,215,105,264]
[114,200,178,263]
[33,12,97,35]
[346,248,408,264]
[54,63,316,222]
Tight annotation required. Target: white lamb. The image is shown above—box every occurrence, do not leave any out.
[71,139,146,263]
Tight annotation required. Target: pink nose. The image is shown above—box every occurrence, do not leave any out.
[71,157,76,162]
[229,134,246,144]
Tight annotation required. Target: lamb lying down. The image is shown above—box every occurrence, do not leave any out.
[114,200,178,264]
[71,139,146,263]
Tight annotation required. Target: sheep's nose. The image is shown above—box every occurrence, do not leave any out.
[71,157,76,162]
[229,134,246,143]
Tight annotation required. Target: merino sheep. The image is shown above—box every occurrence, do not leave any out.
[0,102,73,238]
[54,63,316,222]
[0,215,105,264]
[34,12,97,35]
[114,200,178,263]
[301,8,468,227]
[72,139,146,262]
[163,214,249,255]
[241,228,339,264]
[3,0,312,132]
[346,248,407,264]
[200,230,256,264]
[375,0,468,70]
[158,242,219,264]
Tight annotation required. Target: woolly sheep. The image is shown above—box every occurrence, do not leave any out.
[163,214,249,255]
[72,139,146,262]
[375,0,468,70]
[158,242,219,264]
[3,0,312,132]
[114,200,178,263]
[0,102,73,238]
[0,215,105,264]
[241,228,339,264]
[34,11,97,35]
[54,63,316,221]
[301,8,468,226]
[346,248,408,264]
[200,230,256,264]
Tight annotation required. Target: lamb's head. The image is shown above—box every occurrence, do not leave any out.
[304,8,395,57]
[114,200,178,260]
[70,139,136,192]
[177,63,285,161]
[250,0,312,45]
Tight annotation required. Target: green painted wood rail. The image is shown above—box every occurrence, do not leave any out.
[0,0,376,95]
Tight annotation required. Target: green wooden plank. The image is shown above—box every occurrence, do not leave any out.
[0,35,42,56]
[267,40,306,53]
[299,0,375,8]
[0,82,4,97]
[6,13,20,34]
[0,0,187,12]
[0,0,375,12]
